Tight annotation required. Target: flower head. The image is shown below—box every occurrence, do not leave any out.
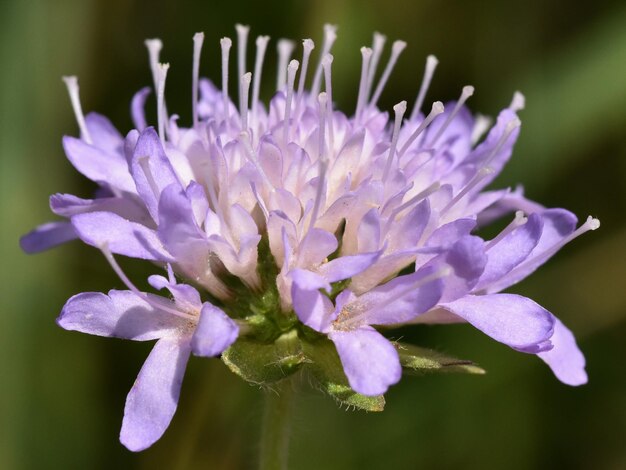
[22,24,598,449]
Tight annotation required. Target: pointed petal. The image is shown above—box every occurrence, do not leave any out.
[71,211,173,261]
[330,327,401,396]
[130,128,182,221]
[20,221,77,253]
[157,183,209,264]
[57,290,187,340]
[131,87,151,131]
[297,228,338,268]
[291,274,334,332]
[317,249,383,283]
[441,294,555,353]
[351,266,444,326]
[50,193,151,224]
[85,112,124,155]
[538,318,587,386]
[192,303,239,357]
[476,213,542,290]
[120,338,191,451]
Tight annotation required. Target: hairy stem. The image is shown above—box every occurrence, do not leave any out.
[258,379,294,470]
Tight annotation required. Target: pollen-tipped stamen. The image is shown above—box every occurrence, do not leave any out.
[355,47,373,121]
[276,39,295,91]
[239,72,252,131]
[382,100,407,182]
[369,40,407,108]
[220,37,233,123]
[428,85,474,146]
[398,101,445,157]
[62,76,92,145]
[311,24,338,98]
[283,60,299,144]
[251,35,270,126]
[156,63,170,143]
[192,32,205,128]
[410,55,439,121]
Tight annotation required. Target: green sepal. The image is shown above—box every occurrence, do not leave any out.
[302,337,385,412]
[222,330,308,385]
[396,342,485,375]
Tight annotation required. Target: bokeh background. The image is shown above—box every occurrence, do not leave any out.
[2,0,625,468]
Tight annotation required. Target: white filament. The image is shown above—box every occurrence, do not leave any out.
[355,47,373,120]
[322,54,335,154]
[510,91,525,112]
[62,76,92,144]
[239,72,252,131]
[482,118,521,167]
[471,114,493,146]
[220,37,232,123]
[428,85,474,146]
[295,39,315,118]
[235,24,249,81]
[410,55,439,121]
[156,63,170,143]
[369,40,407,108]
[311,24,338,97]
[364,32,387,105]
[192,32,205,127]
[485,211,527,250]
[144,38,163,92]
[283,60,299,143]
[276,39,295,90]
[382,100,407,182]
[441,167,494,214]
[251,35,270,124]
[100,244,195,320]
[399,101,445,156]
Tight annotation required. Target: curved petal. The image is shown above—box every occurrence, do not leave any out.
[538,318,587,386]
[441,294,555,353]
[71,211,173,261]
[329,327,401,396]
[317,249,383,283]
[120,338,191,451]
[57,290,188,341]
[476,213,542,291]
[192,303,239,357]
[20,221,77,253]
[85,112,124,155]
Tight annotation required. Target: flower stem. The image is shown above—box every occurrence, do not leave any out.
[258,379,294,470]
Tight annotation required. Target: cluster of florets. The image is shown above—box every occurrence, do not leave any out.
[21,24,598,451]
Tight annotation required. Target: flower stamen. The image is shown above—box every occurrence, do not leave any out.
[62,76,92,145]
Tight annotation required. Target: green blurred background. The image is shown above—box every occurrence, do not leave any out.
[2,0,625,468]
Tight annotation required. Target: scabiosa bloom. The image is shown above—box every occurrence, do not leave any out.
[22,24,598,449]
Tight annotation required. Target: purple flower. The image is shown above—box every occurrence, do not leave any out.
[58,261,238,451]
[22,24,599,447]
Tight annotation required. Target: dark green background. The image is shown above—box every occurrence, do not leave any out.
[2,0,625,468]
